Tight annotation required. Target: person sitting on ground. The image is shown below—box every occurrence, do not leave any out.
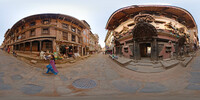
[42,52,49,60]
[63,54,67,58]
[40,51,45,59]
[13,50,17,57]
[44,52,51,60]
[46,50,50,54]
[46,55,59,75]
[44,54,49,60]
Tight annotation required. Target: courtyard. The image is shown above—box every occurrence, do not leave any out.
[1,50,200,99]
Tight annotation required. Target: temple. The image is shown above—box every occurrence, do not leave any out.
[105,5,199,61]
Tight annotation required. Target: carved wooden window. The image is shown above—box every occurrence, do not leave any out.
[21,25,25,30]
[124,47,128,53]
[72,34,75,42]
[63,32,68,40]
[42,28,49,34]
[30,22,36,26]
[17,36,20,40]
[42,19,50,25]
[45,42,51,50]
[78,37,81,43]
[77,29,81,35]
[62,23,68,29]
[16,29,19,33]
[21,33,25,39]
[165,45,172,53]
[30,29,35,37]
[71,26,76,33]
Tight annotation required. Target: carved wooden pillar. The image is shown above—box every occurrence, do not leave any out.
[133,40,136,60]
[18,44,20,51]
[23,43,25,51]
[154,38,158,61]
[155,39,158,60]
[30,42,32,52]
[175,42,179,59]
[13,45,15,50]
[52,40,54,53]
[39,41,42,51]
[134,39,140,60]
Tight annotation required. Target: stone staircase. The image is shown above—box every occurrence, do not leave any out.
[125,61,165,73]
[16,51,40,60]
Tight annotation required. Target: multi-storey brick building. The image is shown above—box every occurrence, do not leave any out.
[104,30,114,54]
[81,20,91,55]
[105,5,198,60]
[94,34,99,52]
[89,31,96,54]
[3,13,88,56]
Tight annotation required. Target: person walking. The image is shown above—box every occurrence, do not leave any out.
[46,55,59,75]
[7,47,10,54]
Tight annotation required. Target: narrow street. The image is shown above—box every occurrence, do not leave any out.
[0,50,200,99]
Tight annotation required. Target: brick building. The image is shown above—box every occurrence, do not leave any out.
[94,34,99,52]
[89,31,96,54]
[81,20,91,55]
[3,14,88,57]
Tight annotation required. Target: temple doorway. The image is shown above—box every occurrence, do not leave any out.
[140,43,151,58]
[132,21,158,60]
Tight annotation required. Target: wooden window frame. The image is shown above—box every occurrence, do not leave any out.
[30,29,36,37]
[72,34,76,42]
[71,26,76,33]
[77,29,81,35]
[30,21,36,26]
[63,32,68,40]
[62,23,69,29]
[21,25,25,30]
[21,33,26,39]
[42,19,50,25]
[42,28,49,35]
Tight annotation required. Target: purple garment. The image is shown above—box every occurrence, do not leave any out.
[50,60,58,73]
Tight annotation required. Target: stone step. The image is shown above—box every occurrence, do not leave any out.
[69,60,76,63]
[181,57,193,67]
[161,60,179,69]
[110,55,132,65]
[129,62,162,67]
[125,64,165,73]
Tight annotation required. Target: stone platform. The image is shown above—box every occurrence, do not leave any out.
[110,54,194,73]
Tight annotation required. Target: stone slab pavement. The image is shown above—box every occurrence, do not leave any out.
[0,50,200,99]
[185,52,200,91]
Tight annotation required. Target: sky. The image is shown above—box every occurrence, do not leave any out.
[0,0,200,48]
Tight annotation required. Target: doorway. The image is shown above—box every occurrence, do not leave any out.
[140,43,151,58]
